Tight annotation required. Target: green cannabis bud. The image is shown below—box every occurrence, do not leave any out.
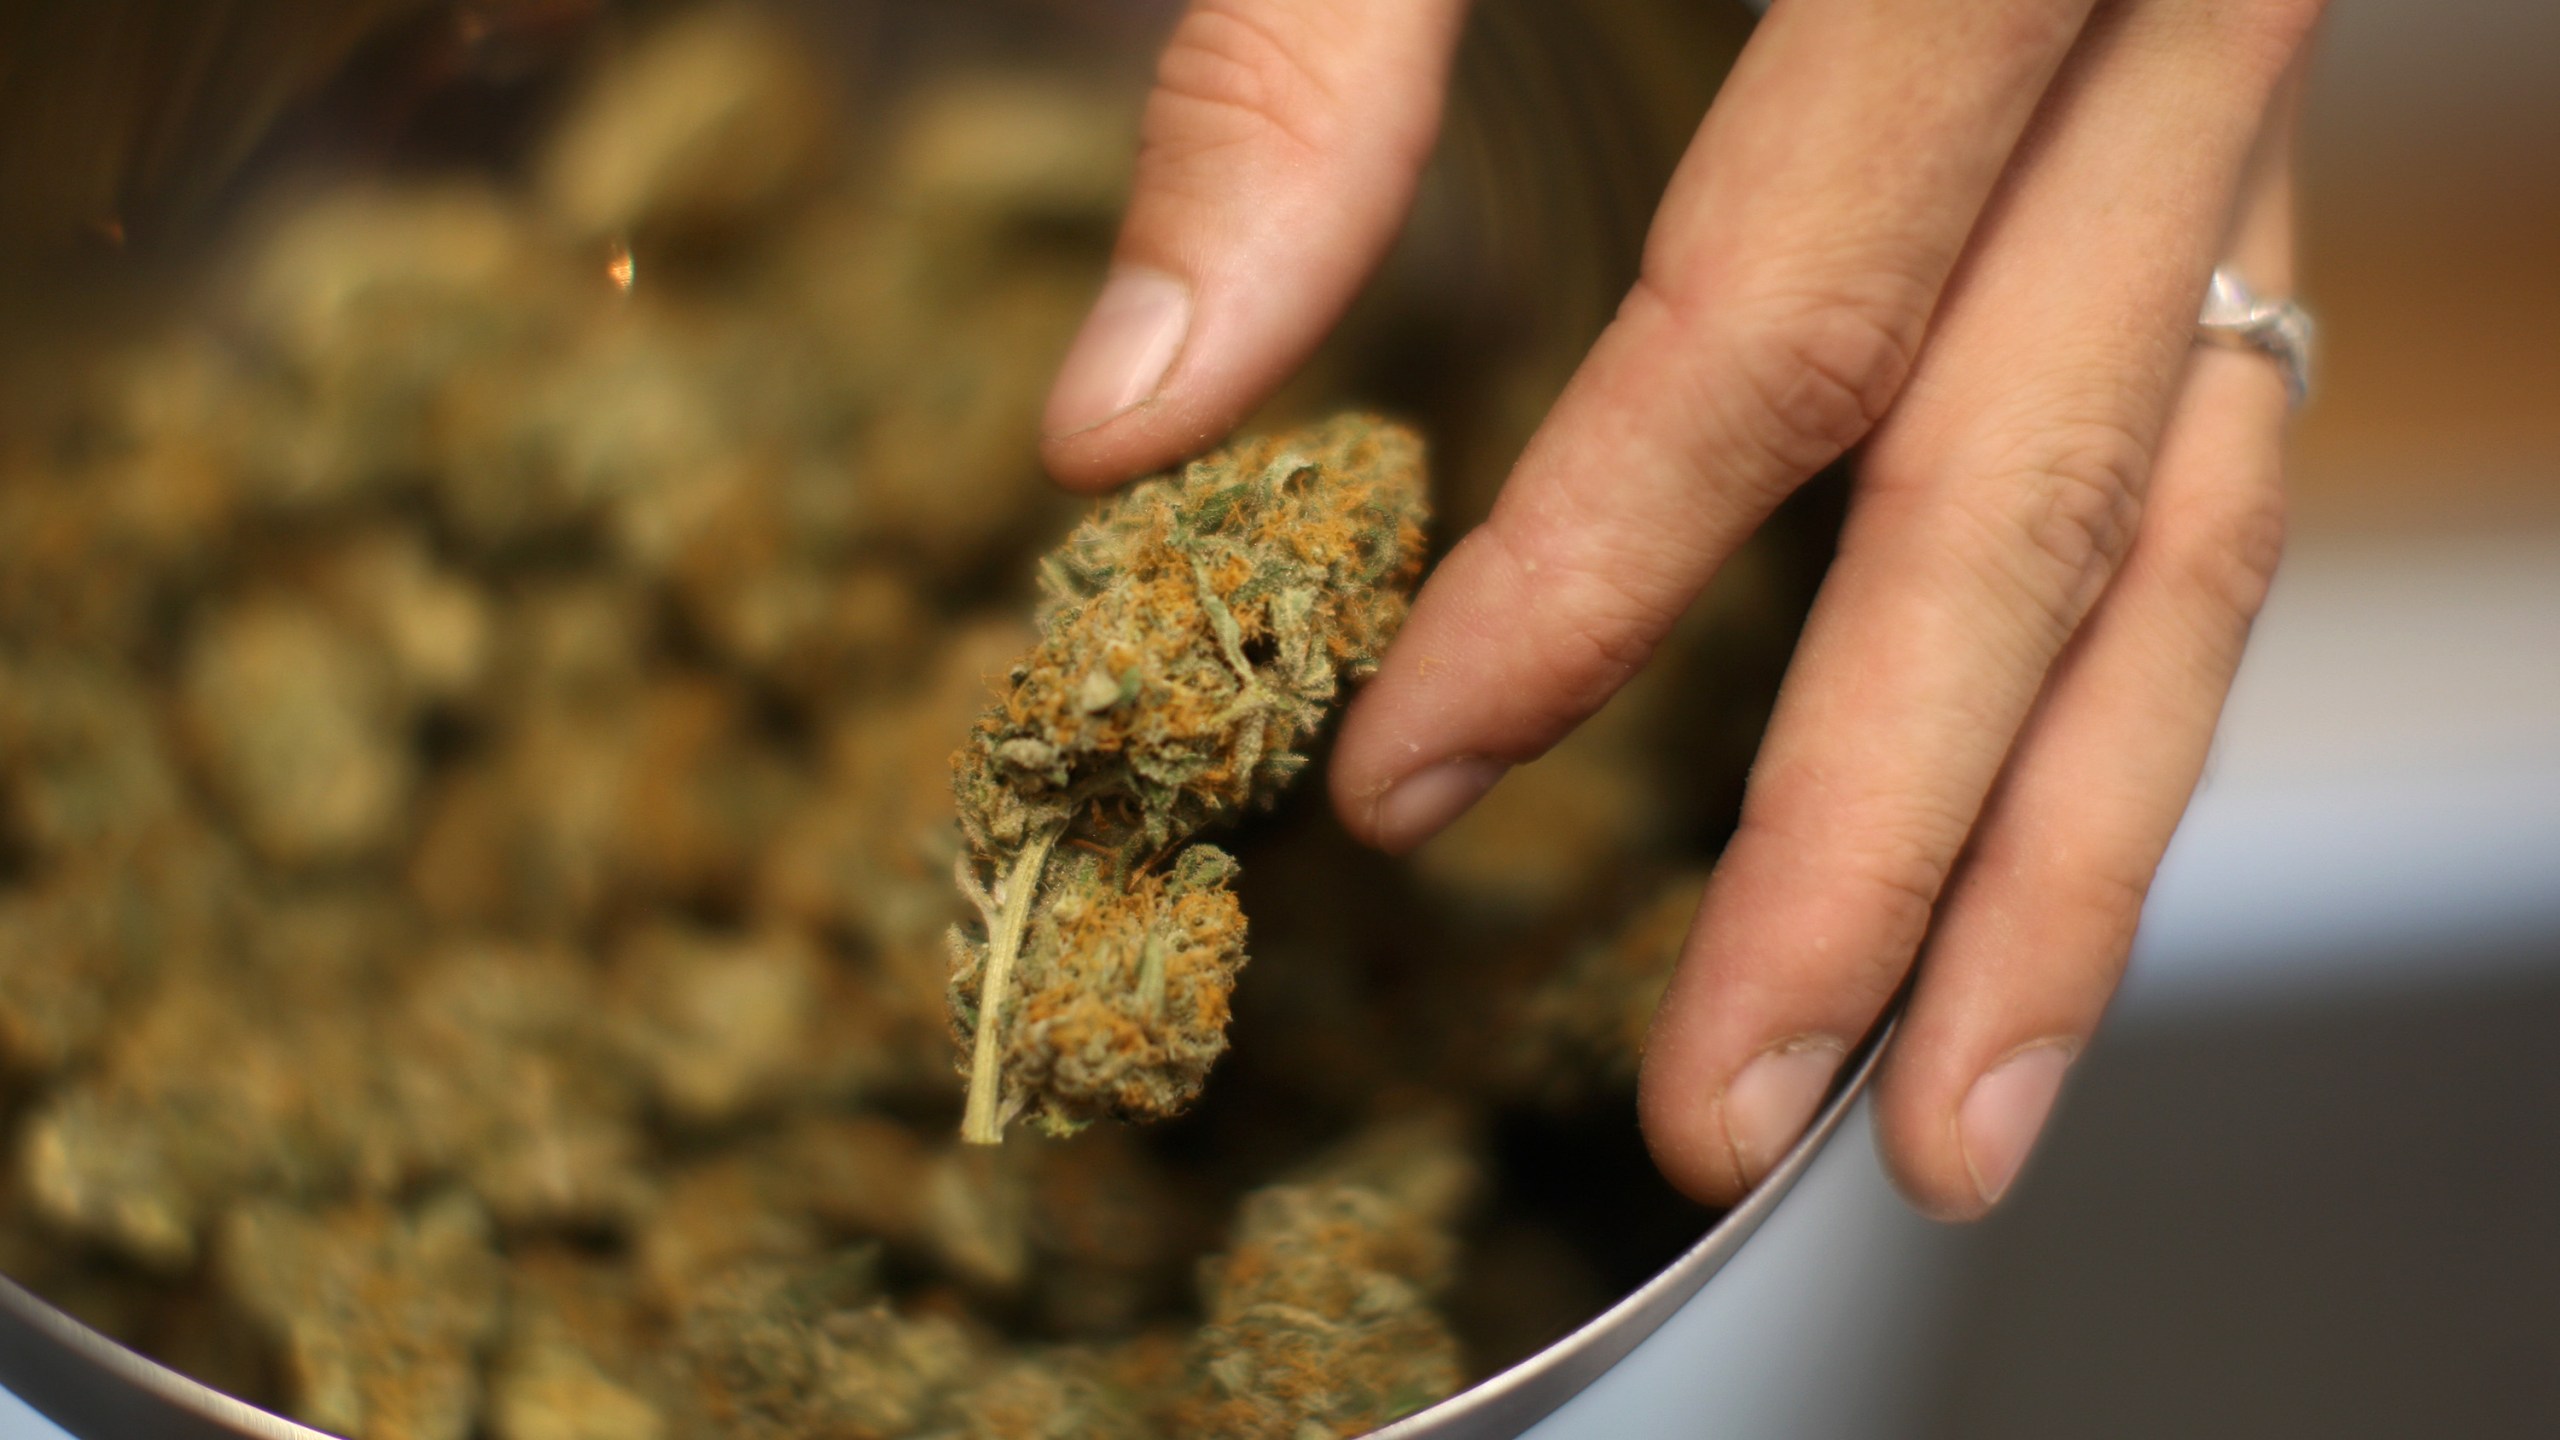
[950,415,1429,1143]
[218,1193,505,1440]
[1500,870,1708,1107]
[679,1248,983,1440]
[1170,1182,1465,1438]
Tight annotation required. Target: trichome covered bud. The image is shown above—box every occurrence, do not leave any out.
[925,1347,1161,1440]
[965,844,1245,1144]
[217,1193,505,1440]
[950,415,1429,1143]
[679,1248,984,1440]
[1500,870,1707,1107]
[1166,1106,1480,1437]
[1171,1181,1465,1439]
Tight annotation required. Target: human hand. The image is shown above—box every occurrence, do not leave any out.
[1039,0,2319,1220]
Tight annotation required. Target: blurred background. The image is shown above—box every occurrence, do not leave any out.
[2292,0,2560,534]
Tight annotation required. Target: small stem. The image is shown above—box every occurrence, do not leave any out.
[961,822,1062,1145]
[1135,928,1168,1017]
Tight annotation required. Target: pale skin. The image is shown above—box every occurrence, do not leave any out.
[1039,0,2319,1220]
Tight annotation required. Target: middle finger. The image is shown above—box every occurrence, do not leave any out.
[1328,0,2096,850]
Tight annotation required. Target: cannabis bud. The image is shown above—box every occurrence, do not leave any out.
[950,415,1430,1143]
[1170,1182,1465,1438]
[1501,869,1708,1107]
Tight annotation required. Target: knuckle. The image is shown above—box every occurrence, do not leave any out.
[1971,419,2152,632]
[2074,863,2153,965]
[1838,834,1953,979]
[1739,775,1962,973]
[1148,2,1337,161]
[1727,292,1920,472]
[2159,474,2288,627]
[1478,520,1686,727]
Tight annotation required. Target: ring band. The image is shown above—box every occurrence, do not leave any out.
[2197,267,2316,408]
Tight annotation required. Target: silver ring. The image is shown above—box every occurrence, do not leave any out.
[2197,267,2316,408]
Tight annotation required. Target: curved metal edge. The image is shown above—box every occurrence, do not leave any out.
[0,1011,1894,1440]
[1366,1008,1899,1440]
[0,1274,334,1440]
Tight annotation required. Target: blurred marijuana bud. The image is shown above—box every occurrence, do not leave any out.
[1500,869,1708,1107]
[1171,1180,1465,1438]
[218,1193,505,1440]
[680,1247,983,1440]
[950,416,1429,1143]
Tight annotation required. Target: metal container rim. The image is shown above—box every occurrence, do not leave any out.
[1369,1009,1896,1439]
[0,1018,1895,1440]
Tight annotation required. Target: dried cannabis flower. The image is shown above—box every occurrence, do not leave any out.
[974,844,1246,1142]
[218,1193,505,1440]
[926,1347,1158,1440]
[681,1248,983,1440]
[1500,870,1707,1107]
[950,416,1429,1142]
[1171,1182,1465,1439]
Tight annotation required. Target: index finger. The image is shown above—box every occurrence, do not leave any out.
[1038,0,1473,490]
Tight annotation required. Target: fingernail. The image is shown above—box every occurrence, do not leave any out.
[1721,1037,1848,1189]
[1043,266,1191,437]
[1370,757,1506,854]
[1959,1041,2076,1208]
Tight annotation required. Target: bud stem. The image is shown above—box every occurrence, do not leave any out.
[961,821,1062,1145]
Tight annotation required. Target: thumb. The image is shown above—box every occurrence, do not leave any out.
[1040,0,1471,490]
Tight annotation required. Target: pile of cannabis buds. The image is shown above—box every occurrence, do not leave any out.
[0,7,1805,1439]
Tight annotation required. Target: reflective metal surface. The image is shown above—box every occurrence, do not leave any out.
[1374,1017,1894,1440]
